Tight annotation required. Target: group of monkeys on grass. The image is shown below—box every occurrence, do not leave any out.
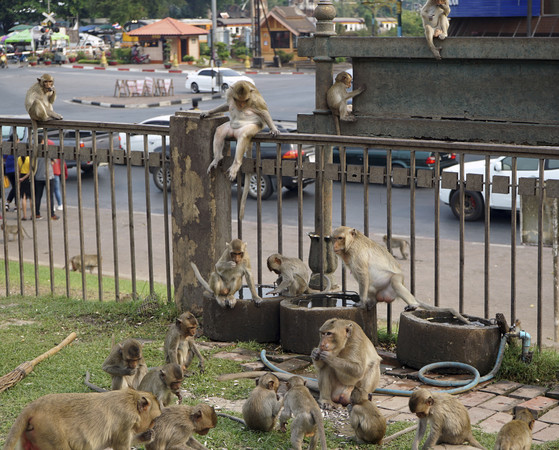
[4,313,535,449]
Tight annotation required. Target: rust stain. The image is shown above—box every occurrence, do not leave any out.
[173,152,203,223]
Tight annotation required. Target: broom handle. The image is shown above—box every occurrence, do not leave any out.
[29,332,77,367]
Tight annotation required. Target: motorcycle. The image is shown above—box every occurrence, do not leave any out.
[0,53,7,69]
[131,52,150,64]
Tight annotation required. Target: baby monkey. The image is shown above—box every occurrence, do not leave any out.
[383,235,409,260]
[409,388,484,450]
[326,71,366,135]
[242,372,283,431]
[1,222,31,241]
[348,386,386,444]
[494,407,534,450]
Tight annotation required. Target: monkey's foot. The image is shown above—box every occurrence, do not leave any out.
[207,158,221,174]
[252,297,263,307]
[404,304,419,312]
[227,164,241,181]
[340,114,358,123]
[318,400,339,410]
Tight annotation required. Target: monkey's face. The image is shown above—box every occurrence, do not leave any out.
[126,358,140,369]
[170,380,183,392]
[186,325,197,337]
[333,234,346,254]
[40,78,55,93]
[343,75,352,88]
[234,99,249,110]
[231,251,244,265]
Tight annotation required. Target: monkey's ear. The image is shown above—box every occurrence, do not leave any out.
[138,396,150,412]
[303,379,307,386]
[267,380,275,390]
[191,408,203,421]
[37,78,42,83]
[255,377,260,386]
[426,396,434,406]
[345,323,354,338]
[159,369,166,381]
[368,392,373,401]
[176,318,183,327]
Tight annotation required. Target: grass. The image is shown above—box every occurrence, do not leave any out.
[0,295,558,449]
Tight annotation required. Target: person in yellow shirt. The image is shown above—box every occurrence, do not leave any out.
[17,155,31,220]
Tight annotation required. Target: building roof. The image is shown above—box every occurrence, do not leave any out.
[262,6,316,36]
[128,17,208,36]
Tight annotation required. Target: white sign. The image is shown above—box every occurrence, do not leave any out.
[42,12,56,24]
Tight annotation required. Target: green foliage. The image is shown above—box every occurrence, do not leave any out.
[216,41,230,61]
[383,10,424,36]
[199,42,211,57]
[76,50,87,60]
[276,50,294,65]
[114,47,131,63]
[182,54,195,62]
[497,340,559,386]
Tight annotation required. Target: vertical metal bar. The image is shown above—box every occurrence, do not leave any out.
[143,134,154,295]
[510,157,517,324]
[108,132,120,300]
[30,129,39,295]
[44,129,54,294]
[362,147,368,233]
[537,158,544,349]
[92,131,103,301]
[434,153,440,306]
[340,146,347,292]
[276,143,283,254]
[125,133,137,298]
[59,130,70,298]
[459,155,465,314]
[297,144,304,259]
[235,142,243,240]
[161,138,172,303]
[484,155,491,318]
[386,150,392,334]
[0,130,9,295]
[410,150,416,294]
[76,130,86,300]
[256,143,263,286]
[15,128,24,294]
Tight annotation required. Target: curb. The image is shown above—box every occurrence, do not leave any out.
[70,92,222,109]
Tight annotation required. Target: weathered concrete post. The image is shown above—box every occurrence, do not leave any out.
[308,0,338,289]
[170,111,229,314]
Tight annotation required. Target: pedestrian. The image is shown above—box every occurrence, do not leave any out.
[17,154,31,220]
[34,152,59,221]
[52,158,65,211]
[3,134,17,212]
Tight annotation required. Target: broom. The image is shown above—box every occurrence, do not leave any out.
[0,331,77,393]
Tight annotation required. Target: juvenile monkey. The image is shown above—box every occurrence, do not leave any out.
[421,0,451,59]
[494,407,534,450]
[333,226,469,324]
[279,376,327,450]
[409,388,485,450]
[191,238,262,309]
[3,388,161,450]
[68,254,101,273]
[242,372,283,431]
[1,222,31,241]
[146,404,217,450]
[102,338,148,390]
[327,71,366,135]
[202,80,279,219]
[348,386,386,444]
[267,253,310,296]
[164,311,205,374]
[311,318,381,410]
[383,234,409,260]
[138,363,184,409]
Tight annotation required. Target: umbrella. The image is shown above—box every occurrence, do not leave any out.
[8,24,33,32]
[51,31,70,41]
[5,28,32,43]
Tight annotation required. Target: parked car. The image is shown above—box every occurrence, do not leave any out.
[185,68,255,93]
[332,146,457,186]
[150,124,315,198]
[439,156,559,221]
[117,115,170,154]
[48,129,112,173]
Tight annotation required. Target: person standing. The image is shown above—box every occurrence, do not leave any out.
[4,134,18,212]
[34,155,59,221]
[17,155,31,220]
[52,158,65,211]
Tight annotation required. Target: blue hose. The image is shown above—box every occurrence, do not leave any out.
[260,333,511,397]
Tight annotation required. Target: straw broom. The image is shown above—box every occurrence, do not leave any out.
[0,332,77,393]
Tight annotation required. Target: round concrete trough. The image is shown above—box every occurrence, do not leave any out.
[396,310,501,376]
[203,286,281,343]
[280,293,377,355]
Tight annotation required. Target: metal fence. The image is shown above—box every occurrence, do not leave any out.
[1,115,558,346]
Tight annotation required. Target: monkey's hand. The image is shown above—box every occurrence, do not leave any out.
[198,360,205,373]
[280,422,287,433]
[200,111,210,119]
[311,348,321,361]
[252,296,262,307]
[124,367,137,376]
[269,126,280,137]
[135,429,155,443]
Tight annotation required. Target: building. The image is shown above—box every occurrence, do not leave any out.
[334,17,367,32]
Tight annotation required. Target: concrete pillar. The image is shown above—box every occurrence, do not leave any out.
[170,111,230,314]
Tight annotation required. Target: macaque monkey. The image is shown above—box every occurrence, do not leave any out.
[494,407,534,450]
[202,80,279,219]
[279,376,327,450]
[311,318,381,410]
[333,226,469,324]
[327,71,366,135]
[138,363,184,409]
[348,386,386,444]
[3,388,161,450]
[383,235,409,260]
[164,311,205,374]
[24,74,63,122]
[68,254,101,273]
[191,238,262,309]
[421,0,451,60]
[267,253,331,296]
[146,404,217,450]
[409,388,485,450]
[1,222,31,241]
[102,338,148,390]
[242,372,283,431]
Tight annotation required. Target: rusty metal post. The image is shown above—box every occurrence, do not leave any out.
[170,111,230,314]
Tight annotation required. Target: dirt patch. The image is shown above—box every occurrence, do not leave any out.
[0,319,36,329]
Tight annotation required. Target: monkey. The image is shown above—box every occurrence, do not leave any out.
[326,71,366,135]
[311,318,381,410]
[202,80,279,220]
[3,388,161,450]
[67,254,101,273]
[102,338,148,390]
[348,386,386,444]
[1,222,31,241]
[383,234,409,260]
[24,74,63,122]
[409,388,485,450]
[138,363,185,409]
[164,311,205,374]
[146,403,217,450]
[279,376,328,450]
[266,253,332,296]
[494,407,534,450]
[242,372,283,431]
[191,238,262,309]
[421,0,451,60]
[333,226,470,324]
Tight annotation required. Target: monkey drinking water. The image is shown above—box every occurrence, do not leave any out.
[191,238,262,308]
[421,0,451,59]
[333,226,470,324]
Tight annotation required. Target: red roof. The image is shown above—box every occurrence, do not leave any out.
[128,17,208,36]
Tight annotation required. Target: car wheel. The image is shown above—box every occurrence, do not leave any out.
[153,168,171,192]
[450,190,484,221]
[191,83,199,93]
[221,83,229,92]
[247,174,273,200]
[81,165,94,174]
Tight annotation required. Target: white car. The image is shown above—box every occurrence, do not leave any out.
[118,115,170,153]
[185,68,254,93]
[440,156,559,221]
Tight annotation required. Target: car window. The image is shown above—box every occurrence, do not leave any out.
[2,126,26,141]
[219,69,239,77]
[501,157,539,171]
[199,70,212,76]
[547,159,559,170]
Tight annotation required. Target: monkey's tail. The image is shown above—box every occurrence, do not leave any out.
[311,408,328,450]
[238,172,250,221]
[84,370,108,392]
[21,227,32,239]
[3,408,31,450]
[305,274,332,295]
[190,262,213,293]
[217,412,246,426]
